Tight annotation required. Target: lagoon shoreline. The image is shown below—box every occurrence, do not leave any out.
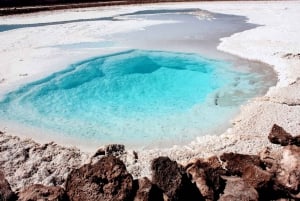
[1,0,300,192]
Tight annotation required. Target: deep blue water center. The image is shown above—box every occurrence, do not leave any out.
[0,50,271,147]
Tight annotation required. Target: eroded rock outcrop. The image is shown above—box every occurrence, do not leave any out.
[65,156,133,201]
[18,184,68,201]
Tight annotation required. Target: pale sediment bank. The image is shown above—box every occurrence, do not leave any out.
[1,0,300,191]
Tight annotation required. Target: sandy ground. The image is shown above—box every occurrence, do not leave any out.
[1,0,300,190]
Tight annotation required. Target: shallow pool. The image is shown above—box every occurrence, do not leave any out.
[0,8,277,148]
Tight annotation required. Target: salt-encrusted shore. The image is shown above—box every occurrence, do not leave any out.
[1,1,300,191]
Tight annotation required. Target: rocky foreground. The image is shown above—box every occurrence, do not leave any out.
[1,124,300,201]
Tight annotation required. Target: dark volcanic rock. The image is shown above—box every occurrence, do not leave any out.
[268,124,293,146]
[18,184,67,201]
[0,171,17,201]
[65,156,133,201]
[133,177,163,201]
[186,156,226,200]
[151,156,203,201]
[218,176,258,201]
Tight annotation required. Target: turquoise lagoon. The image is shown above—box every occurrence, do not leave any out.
[0,50,274,147]
[0,9,277,148]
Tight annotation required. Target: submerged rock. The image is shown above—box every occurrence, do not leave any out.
[151,156,202,201]
[65,156,133,201]
[18,184,68,201]
[0,170,17,201]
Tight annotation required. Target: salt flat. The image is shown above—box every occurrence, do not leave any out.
[0,0,300,189]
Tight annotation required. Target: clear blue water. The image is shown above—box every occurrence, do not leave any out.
[0,50,272,147]
[0,9,277,148]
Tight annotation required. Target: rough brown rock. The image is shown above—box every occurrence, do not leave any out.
[242,164,272,189]
[220,152,272,195]
[218,176,258,201]
[186,156,226,200]
[65,156,133,201]
[0,170,17,201]
[274,145,300,199]
[268,124,293,146]
[220,153,260,176]
[133,177,163,201]
[151,156,202,201]
[18,184,67,201]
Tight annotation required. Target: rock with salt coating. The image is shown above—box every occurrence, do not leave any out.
[18,184,67,201]
[151,156,202,201]
[0,170,16,201]
[0,133,89,191]
[66,156,133,201]
[218,176,258,201]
